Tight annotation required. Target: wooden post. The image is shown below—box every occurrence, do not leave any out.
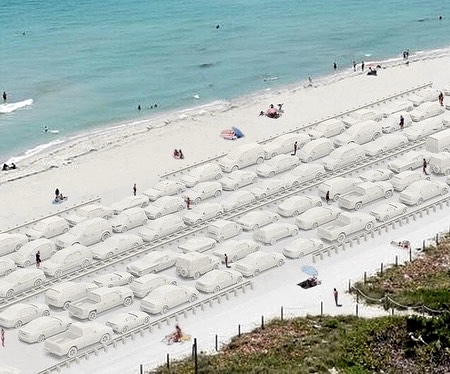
[380,263,383,275]
[356,303,359,317]
[215,334,218,351]
[238,324,241,337]
[348,279,351,292]
[167,353,170,369]
[422,240,425,251]
[364,271,367,283]
[193,338,198,374]
[140,364,143,374]
[261,315,265,329]
[436,233,439,245]
[280,306,284,321]
[409,247,412,262]
[320,301,323,316]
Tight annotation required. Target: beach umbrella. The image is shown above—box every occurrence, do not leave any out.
[301,265,318,277]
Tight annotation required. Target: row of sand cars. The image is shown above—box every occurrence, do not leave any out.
[1,87,450,362]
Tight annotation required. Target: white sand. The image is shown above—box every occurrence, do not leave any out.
[1,50,450,373]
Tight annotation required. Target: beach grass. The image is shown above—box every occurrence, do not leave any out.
[152,314,450,373]
[351,238,450,310]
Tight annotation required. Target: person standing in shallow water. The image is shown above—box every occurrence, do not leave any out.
[2,91,6,102]
[361,60,365,72]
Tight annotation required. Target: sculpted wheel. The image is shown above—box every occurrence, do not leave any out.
[6,289,14,298]
[106,252,114,259]
[180,269,188,277]
[253,224,259,230]
[34,279,43,287]
[43,310,50,316]
[291,229,298,237]
[256,157,264,165]
[383,215,390,222]
[292,210,299,217]
[62,227,69,233]
[269,171,275,178]
[333,194,340,202]
[162,305,169,314]
[355,202,363,211]
[195,219,202,225]
[252,177,258,184]
[81,259,90,268]
[121,226,128,233]
[178,205,184,212]
[37,334,46,343]
[88,311,97,320]
[121,326,129,334]
[214,190,222,198]
[312,222,319,229]
[101,231,111,241]
[100,333,110,344]
[316,201,323,207]
[270,238,277,245]
[232,255,238,263]
[372,132,381,141]
[237,276,243,283]
[4,269,12,276]
[233,184,239,191]
[15,243,23,251]
[417,198,424,205]
[54,269,63,278]
[189,293,198,302]
[231,165,239,172]
[306,157,313,163]
[277,259,285,266]
[194,198,201,205]
[253,269,260,277]
[384,190,393,198]
[215,173,222,180]
[337,233,346,243]
[214,263,219,270]
[194,272,201,279]
[213,286,220,293]
[365,222,374,231]
[14,320,23,329]
[441,188,448,196]
[144,316,151,324]
[24,260,31,268]
[123,297,133,306]
[63,301,71,310]
[67,346,78,358]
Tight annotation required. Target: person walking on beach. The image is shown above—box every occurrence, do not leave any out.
[423,159,428,175]
[186,197,191,210]
[2,91,6,102]
[333,62,337,71]
[361,60,365,72]
[1,328,4,347]
[325,191,330,205]
[133,183,137,196]
[291,141,298,156]
[438,92,444,106]
[35,251,41,269]
[224,254,231,268]
[179,150,184,159]
[352,61,357,71]
[333,288,339,306]
[399,115,405,130]
[55,188,60,199]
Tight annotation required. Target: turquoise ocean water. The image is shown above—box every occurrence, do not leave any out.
[1,0,450,161]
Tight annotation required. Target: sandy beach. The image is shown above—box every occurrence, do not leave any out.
[1,51,450,373]
[2,50,450,229]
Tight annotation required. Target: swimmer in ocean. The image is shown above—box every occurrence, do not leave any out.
[43,125,49,133]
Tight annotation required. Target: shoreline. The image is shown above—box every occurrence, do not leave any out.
[3,45,450,169]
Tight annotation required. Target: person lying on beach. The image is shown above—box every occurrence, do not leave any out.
[2,163,9,171]
[54,193,68,203]
[173,149,179,158]
[265,104,280,119]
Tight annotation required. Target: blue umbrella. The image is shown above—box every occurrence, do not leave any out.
[301,265,318,277]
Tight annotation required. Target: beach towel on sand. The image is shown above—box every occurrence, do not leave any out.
[220,127,244,140]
